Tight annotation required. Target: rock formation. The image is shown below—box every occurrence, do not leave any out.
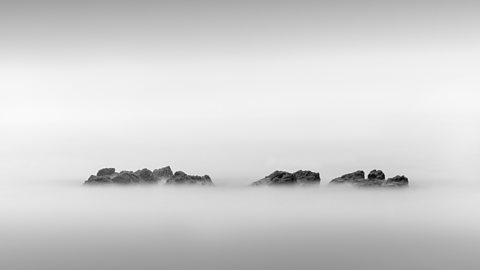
[251,170,320,186]
[96,168,115,177]
[111,171,140,184]
[368,170,385,181]
[384,175,409,187]
[329,170,408,187]
[165,171,214,185]
[85,166,407,187]
[84,166,213,185]
[134,168,155,182]
[329,170,365,184]
[153,166,173,180]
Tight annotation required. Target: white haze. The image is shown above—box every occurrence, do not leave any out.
[2,182,480,270]
[1,49,479,184]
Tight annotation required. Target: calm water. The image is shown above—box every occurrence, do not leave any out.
[1,181,480,270]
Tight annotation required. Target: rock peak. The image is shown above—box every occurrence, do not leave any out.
[330,169,408,187]
[85,167,214,185]
[252,170,320,186]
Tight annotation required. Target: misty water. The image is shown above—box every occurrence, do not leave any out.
[2,181,480,270]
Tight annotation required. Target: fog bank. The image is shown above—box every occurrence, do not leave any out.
[1,182,480,270]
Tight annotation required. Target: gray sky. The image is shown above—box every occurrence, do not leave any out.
[1,0,479,184]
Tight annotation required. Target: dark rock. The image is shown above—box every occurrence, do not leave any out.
[384,175,409,187]
[111,171,141,184]
[97,168,115,177]
[166,171,214,185]
[330,170,365,184]
[134,168,155,182]
[153,166,173,180]
[293,170,321,184]
[85,175,112,184]
[356,178,385,187]
[253,171,295,185]
[330,170,407,187]
[368,170,385,180]
[85,166,178,185]
[252,170,320,186]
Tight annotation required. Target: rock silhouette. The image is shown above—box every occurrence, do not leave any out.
[97,168,115,177]
[153,166,173,180]
[384,175,409,187]
[85,167,408,187]
[330,170,408,187]
[134,168,155,182]
[368,170,385,180]
[252,170,320,186]
[85,167,213,185]
[166,171,214,185]
[112,171,140,184]
[329,170,365,184]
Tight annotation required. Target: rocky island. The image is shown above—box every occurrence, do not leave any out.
[251,170,321,186]
[85,167,408,187]
[85,166,213,185]
[329,170,408,187]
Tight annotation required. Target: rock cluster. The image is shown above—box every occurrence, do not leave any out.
[329,169,408,187]
[251,170,320,186]
[166,171,213,185]
[85,167,409,187]
[85,166,213,185]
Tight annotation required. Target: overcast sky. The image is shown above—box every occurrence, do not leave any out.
[1,0,479,184]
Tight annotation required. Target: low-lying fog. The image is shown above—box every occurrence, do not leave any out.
[1,181,480,270]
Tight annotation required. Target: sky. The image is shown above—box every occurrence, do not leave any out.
[0,0,479,185]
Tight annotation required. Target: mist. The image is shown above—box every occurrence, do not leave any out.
[2,182,480,270]
[1,49,479,185]
[1,0,480,185]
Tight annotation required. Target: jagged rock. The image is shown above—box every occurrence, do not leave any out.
[166,171,214,185]
[330,170,365,184]
[330,170,407,187]
[153,166,173,180]
[368,170,385,180]
[111,171,141,184]
[85,167,167,185]
[253,171,295,185]
[85,175,112,184]
[293,170,321,184]
[85,168,117,184]
[135,168,155,182]
[384,175,409,187]
[252,170,320,186]
[97,168,115,177]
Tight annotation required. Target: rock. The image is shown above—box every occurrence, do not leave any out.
[85,168,118,184]
[111,171,141,184]
[330,170,407,187]
[384,175,409,187]
[97,168,115,177]
[252,171,295,186]
[166,171,214,185]
[86,167,161,185]
[134,168,155,182]
[252,170,320,186]
[368,170,385,180]
[293,170,321,185]
[153,166,173,180]
[330,170,365,184]
[85,175,112,184]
